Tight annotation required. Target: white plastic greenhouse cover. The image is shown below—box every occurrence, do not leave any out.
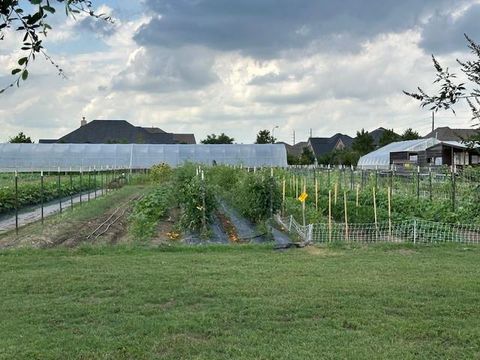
[357,138,440,169]
[0,143,288,172]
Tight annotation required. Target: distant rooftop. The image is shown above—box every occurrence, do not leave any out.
[39,119,196,144]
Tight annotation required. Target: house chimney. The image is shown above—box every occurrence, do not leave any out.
[81,116,87,127]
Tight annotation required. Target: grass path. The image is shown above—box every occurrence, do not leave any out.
[1,244,479,359]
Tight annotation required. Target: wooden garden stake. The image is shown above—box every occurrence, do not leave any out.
[302,183,306,226]
[388,186,392,240]
[344,191,349,241]
[328,190,332,243]
[356,184,360,208]
[373,186,378,229]
[282,178,286,216]
[334,182,338,205]
[315,178,318,211]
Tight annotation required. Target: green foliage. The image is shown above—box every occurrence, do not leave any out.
[401,128,421,140]
[232,173,280,222]
[352,129,375,155]
[255,129,276,144]
[129,186,173,240]
[299,147,315,165]
[378,129,401,147]
[9,132,32,143]
[177,176,216,232]
[201,133,235,144]
[150,163,173,183]
[317,149,360,166]
[1,0,112,93]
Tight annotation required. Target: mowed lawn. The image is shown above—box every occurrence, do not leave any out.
[1,244,479,359]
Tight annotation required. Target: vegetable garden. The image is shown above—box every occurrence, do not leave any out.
[2,164,480,244]
[126,164,480,245]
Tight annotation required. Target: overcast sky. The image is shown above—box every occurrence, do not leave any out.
[1,0,479,143]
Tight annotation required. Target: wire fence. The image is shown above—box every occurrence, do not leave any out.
[276,215,480,245]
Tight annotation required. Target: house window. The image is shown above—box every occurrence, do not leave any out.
[409,154,418,162]
[434,157,443,166]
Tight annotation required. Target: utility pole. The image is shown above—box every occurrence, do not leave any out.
[292,130,296,145]
[432,111,435,133]
[309,128,313,139]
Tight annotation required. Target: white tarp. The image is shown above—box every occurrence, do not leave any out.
[357,138,441,169]
[0,143,287,172]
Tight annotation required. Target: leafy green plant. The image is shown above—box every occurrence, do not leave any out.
[150,163,173,184]
[129,186,174,241]
[176,176,216,234]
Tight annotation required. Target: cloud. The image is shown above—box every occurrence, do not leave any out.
[112,46,218,92]
[419,3,480,53]
[135,0,465,57]
[72,5,119,38]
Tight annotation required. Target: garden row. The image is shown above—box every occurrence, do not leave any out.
[128,164,280,241]
[0,171,134,214]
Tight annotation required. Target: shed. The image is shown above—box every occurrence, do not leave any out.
[358,138,440,169]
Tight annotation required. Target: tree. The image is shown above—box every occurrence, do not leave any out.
[378,129,401,147]
[404,34,480,144]
[317,149,360,166]
[352,129,374,155]
[201,133,234,144]
[298,147,315,165]
[255,130,276,144]
[401,128,420,141]
[9,131,32,143]
[0,1,111,93]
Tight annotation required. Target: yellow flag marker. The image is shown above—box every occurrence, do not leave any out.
[298,192,308,203]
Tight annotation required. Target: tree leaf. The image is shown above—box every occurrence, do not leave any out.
[11,68,22,75]
[18,57,28,66]
[22,69,29,81]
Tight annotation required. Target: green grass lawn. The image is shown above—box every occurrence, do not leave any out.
[1,244,479,359]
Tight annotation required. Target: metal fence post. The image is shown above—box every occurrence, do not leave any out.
[88,168,91,202]
[70,172,73,209]
[94,168,97,199]
[79,169,83,205]
[57,168,62,213]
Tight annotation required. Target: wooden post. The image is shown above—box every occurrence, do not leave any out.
[295,175,299,198]
[388,186,392,240]
[344,191,349,242]
[373,187,378,229]
[328,190,332,243]
[356,184,360,208]
[40,170,44,223]
[315,178,318,212]
[302,183,306,226]
[334,182,338,205]
[14,171,18,235]
[282,178,286,216]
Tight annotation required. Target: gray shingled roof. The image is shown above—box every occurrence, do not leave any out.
[39,120,196,144]
[172,133,196,144]
[423,127,479,142]
[308,133,353,158]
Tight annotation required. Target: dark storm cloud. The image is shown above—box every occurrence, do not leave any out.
[135,0,466,57]
[419,3,480,53]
